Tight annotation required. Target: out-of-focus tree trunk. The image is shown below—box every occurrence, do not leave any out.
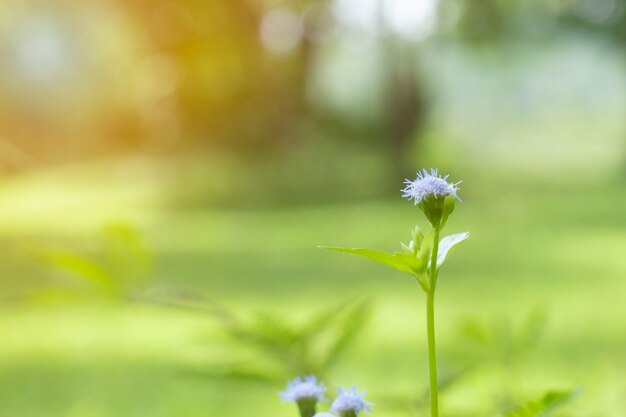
[384,44,429,182]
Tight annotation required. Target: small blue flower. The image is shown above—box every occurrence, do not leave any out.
[331,387,374,415]
[402,168,461,205]
[280,375,327,403]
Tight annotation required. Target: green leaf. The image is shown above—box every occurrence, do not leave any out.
[400,242,414,254]
[38,251,116,287]
[504,389,579,417]
[412,225,424,253]
[433,232,470,269]
[417,229,436,266]
[321,247,424,277]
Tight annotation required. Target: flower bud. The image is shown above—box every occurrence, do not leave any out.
[280,376,327,417]
[331,387,373,416]
[402,169,461,227]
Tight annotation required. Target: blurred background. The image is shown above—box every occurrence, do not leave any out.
[0,0,625,416]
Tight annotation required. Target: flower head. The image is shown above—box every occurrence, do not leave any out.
[331,387,374,415]
[402,168,461,205]
[313,413,337,417]
[280,375,327,403]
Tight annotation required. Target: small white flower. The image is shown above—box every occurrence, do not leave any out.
[280,375,326,403]
[331,387,374,415]
[313,413,336,417]
[402,168,462,205]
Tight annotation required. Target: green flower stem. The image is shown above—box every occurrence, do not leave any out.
[426,223,440,417]
[429,222,440,289]
[426,290,439,417]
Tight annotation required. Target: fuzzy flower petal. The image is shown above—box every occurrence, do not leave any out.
[313,413,336,417]
[402,168,462,205]
[280,375,326,402]
[331,387,374,414]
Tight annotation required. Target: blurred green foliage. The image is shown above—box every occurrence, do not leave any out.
[188,299,372,385]
[30,223,152,300]
[504,389,579,417]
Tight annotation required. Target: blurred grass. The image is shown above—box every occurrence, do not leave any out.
[0,161,625,416]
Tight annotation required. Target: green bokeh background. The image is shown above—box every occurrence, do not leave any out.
[1,0,625,416]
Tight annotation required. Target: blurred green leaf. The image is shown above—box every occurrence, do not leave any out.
[378,363,479,412]
[38,251,115,287]
[452,307,550,395]
[203,298,372,383]
[31,222,153,300]
[459,318,493,348]
[247,312,301,347]
[416,363,479,407]
[301,301,351,339]
[504,389,578,417]
[317,300,372,370]
[102,222,152,283]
